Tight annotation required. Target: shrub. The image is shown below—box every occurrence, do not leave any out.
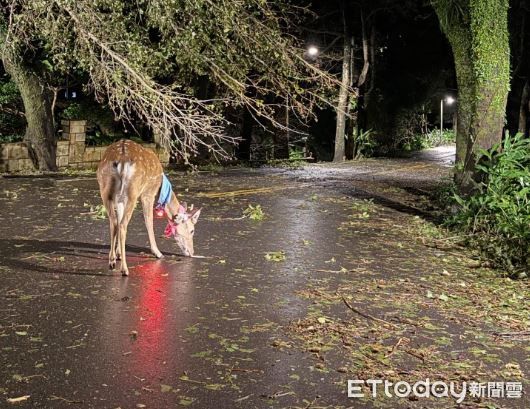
[392,109,427,151]
[289,147,305,160]
[348,128,375,159]
[424,129,456,147]
[61,102,84,120]
[0,78,25,141]
[400,129,456,152]
[448,133,530,276]
[0,132,23,143]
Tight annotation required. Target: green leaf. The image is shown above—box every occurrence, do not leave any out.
[160,384,173,393]
[438,294,449,302]
[265,251,286,262]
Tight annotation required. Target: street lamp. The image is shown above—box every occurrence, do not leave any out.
[307,46,319,57]
[440,96,455,144]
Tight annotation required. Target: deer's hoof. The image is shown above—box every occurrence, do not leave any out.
[109,261,116,270]
[121,269,129,277]
[154,251,164,259]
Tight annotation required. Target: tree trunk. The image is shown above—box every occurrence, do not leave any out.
[363,23,376,110]
[354,8,371,135]
[273,106,289,160]
[433,0,510,191]
[333,36,352,162]
[518,80,530,135]
[507,0,530,135]
[2,54,57,171]
[236,108,253,161]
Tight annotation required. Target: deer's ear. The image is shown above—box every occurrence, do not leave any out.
[190,207,202,224]
[178,203,187,213]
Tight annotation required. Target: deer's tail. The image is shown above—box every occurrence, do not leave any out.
[112,160,135,224]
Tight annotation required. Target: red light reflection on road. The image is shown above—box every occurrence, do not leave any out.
[129,259,193,379]
[135,261,167,353]
[96,256,193,385]
[97,259,194,389]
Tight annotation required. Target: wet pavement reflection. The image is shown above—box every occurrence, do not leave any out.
[0,167,350,408]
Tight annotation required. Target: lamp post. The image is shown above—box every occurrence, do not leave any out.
[440,96,455,145]
[286,45,318,158]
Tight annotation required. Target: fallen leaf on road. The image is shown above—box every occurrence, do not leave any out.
[7,395,30,404]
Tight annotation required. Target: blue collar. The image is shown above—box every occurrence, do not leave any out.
[156,174,172,208]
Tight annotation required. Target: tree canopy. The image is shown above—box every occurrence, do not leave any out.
[2,0,336,161]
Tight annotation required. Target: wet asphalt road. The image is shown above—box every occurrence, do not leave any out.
[0,147,528,408]
[4,166,338,409]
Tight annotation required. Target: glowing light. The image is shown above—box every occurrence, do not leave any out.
[445,96,455,105]
[307,46,319,57]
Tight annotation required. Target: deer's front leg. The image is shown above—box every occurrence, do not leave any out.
[142,195,163,259]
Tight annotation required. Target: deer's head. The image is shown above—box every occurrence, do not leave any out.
[165,203,201,257]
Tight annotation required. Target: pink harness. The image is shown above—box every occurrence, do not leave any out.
[164,220,178,238]
[164,209,189,238]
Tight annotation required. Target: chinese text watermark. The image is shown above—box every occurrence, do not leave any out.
[347,379,523,403]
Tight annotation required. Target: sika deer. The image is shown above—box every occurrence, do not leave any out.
[97,139,201,276]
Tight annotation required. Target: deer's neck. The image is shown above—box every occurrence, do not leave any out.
[165,191,180,219]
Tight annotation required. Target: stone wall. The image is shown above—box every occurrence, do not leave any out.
[0,120,170,173]
[0,143,35,172]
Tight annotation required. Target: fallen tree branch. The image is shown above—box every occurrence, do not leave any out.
[385,337,404,358]
[49,395,83,404]
[492,330,530,341]
[339,293,400,329]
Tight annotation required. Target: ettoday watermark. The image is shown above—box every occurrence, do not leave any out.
[347,379,523,403]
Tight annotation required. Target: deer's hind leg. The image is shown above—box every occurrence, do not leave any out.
[108,201,119,269]
[117,198,137,276]
[100,192,119,270]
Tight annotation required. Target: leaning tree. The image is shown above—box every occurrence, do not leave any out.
[0,20,57,170]
[432,0,510,190]
[1,0,336,169]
